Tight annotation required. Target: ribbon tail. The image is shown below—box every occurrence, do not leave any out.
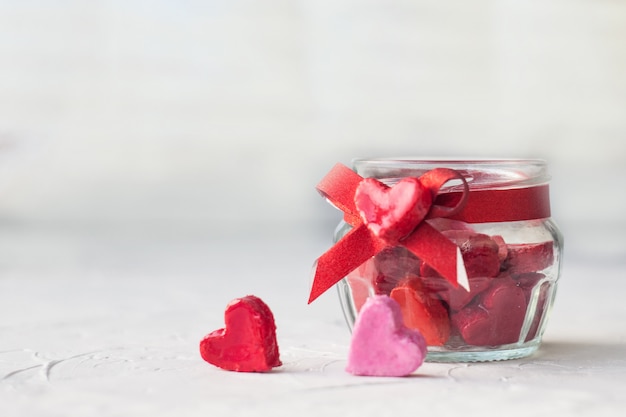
[456,247,469,291]
[308,224,385,304]
[402,223,469,291]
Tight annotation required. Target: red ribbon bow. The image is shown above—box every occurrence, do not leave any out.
[308,163,551,304]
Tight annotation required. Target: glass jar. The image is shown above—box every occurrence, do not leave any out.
[335,159,563,362]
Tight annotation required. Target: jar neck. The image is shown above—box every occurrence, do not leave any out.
[352,158,549,190]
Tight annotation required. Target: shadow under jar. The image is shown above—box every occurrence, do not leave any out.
[336,159,563,362]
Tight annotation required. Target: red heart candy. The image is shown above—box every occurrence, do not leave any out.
[373,246,423,295]
[420,231,501,279]
[355,177,432,242]
[422,274,493,312]
[511,272,546,302]
[390,278,450,346]
[503,241,554,275]
[509,272,551,342]
[447,230,501,277]
[199,295,281,372]
[524,280,552,342]
[419,230,500,313]
[452,277,527,346]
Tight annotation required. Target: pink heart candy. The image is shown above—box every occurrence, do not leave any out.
[346,295,427,377]
[355,177,432,242]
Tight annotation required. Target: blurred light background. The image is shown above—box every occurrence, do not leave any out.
[1,0,625,262]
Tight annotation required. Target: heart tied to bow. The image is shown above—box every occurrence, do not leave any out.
[309,163,472,304]
[354,177,433,243]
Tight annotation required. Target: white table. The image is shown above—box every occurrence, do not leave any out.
[1,226,625,416]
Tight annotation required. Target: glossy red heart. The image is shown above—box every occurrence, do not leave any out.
[421,230,501,279]
[355,177,432,242]
[510,272,550,342]
[199,295,281,372]
[419,230,501,312]
[421,274,493,312]
[451,277,527,346]
[503,241,554,275]
[372,246,423,295]
[390,277,450,346]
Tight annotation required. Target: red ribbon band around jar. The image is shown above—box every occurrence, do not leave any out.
[309,163,551,304]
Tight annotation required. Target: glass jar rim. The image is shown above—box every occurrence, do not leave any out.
[353,157,546,165]
[352,158,550,189]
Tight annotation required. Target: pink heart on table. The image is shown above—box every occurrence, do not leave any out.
[452,277,527,346]
[355,177,432,242]
[346,295,427,377]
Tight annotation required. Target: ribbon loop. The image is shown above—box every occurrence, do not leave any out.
[317,163,364,226]
[420,168,470,220]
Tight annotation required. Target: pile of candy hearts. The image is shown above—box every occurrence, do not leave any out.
[348,227,555,348]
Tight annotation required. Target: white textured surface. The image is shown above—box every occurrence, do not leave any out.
[1,228,625,416]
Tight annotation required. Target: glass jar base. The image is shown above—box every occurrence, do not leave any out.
[425,344,540,363]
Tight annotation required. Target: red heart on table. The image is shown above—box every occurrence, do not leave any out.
[452,277,527,346]
[355,177,432,242]
[199,295,282,372]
